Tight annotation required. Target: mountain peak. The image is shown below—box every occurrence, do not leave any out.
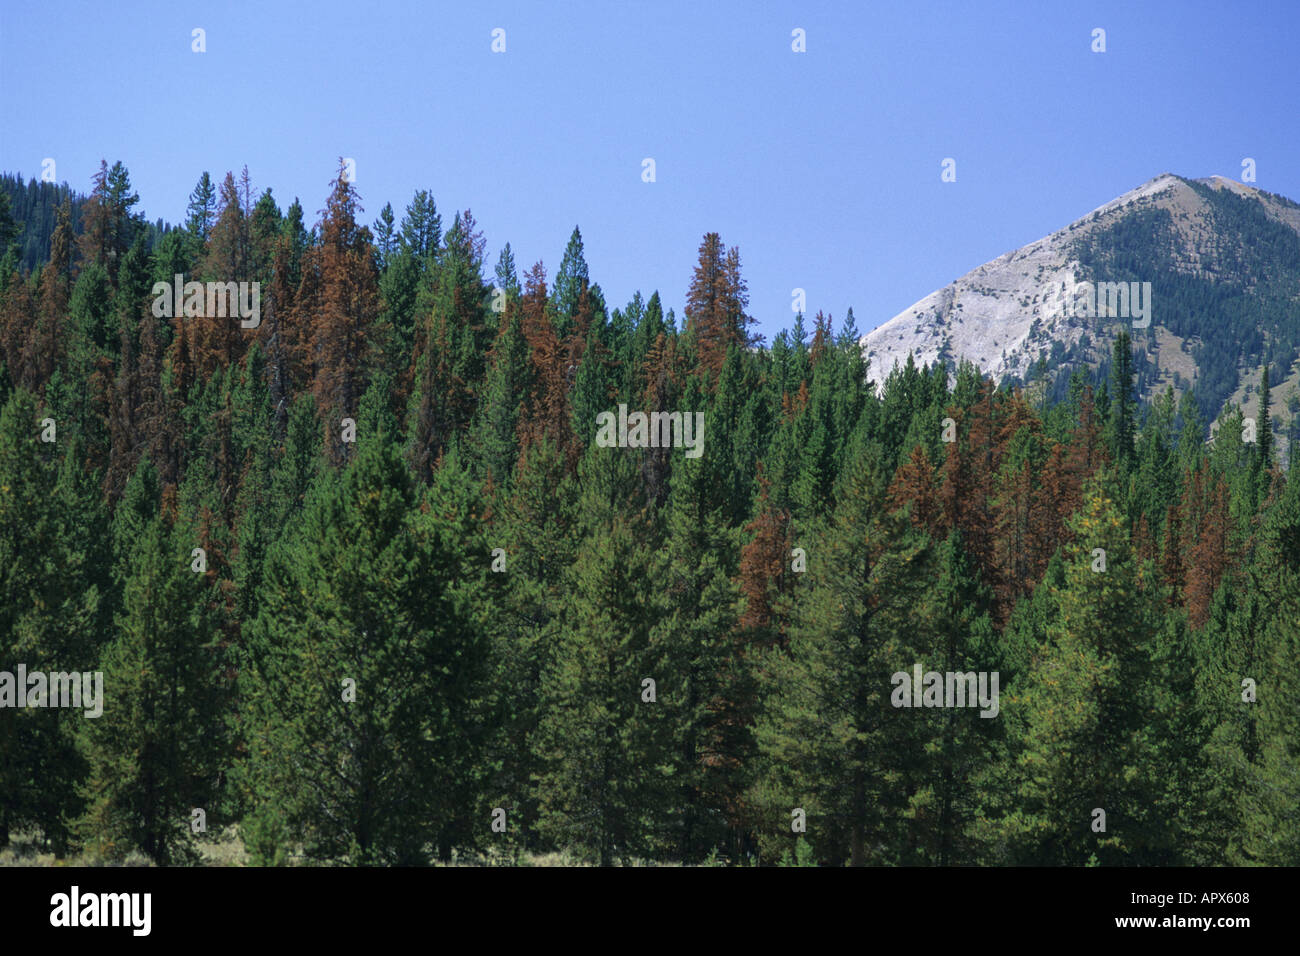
[859,173,1300,449]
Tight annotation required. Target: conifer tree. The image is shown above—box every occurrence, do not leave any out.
[888,444,941,534]
[372,202,397,269]
[186,172,217,242]
[0,390,106,851]
[551,226,589,338]
[25,200,75,389]
[1252,363,1275,509]
[75,459,229,864]
[637,323,682,505]
[1184,467,1231,629]
[994,475,1170,864]
[0,190,19,290]
[407,210,489,478]
[654,439,742,860]
[533,503,672,865]
[515,262,575,466]
[1235,504,1300,863]
[1257,363,1273,468]
[684,233,753,382]
[1107,330,1136,468]
[237,435,487,864]
[78,161,140,283]
[485,437,580,852]
[906,530,998,863]
[468,299,527,486]
[399,189,442,264]
[296,160,381,464]
[568,323,612,454]
[494,242,521,300]
[752,440,932,865]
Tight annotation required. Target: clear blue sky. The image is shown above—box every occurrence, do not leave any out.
[3,0,1297,344]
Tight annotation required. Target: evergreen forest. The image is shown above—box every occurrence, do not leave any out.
[1,161,1297,867]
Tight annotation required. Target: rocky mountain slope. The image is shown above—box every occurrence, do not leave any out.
[860,173,1300,443]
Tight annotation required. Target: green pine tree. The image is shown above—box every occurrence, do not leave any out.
[752,439,933,865]
[533,494,672,865]
[236,436,488,864]
[75,458,228,864]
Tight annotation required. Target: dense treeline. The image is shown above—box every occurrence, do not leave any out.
[0,169,171,276]
[1,160,1297,866]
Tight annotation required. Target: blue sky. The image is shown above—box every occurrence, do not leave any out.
[2,0,1297,344]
